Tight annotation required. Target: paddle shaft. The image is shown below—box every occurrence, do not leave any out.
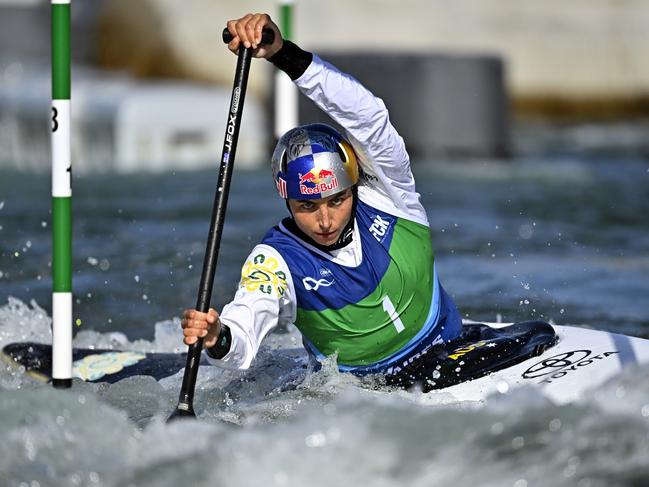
[170,28,274,419]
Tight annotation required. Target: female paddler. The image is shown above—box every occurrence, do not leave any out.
[181,12,463,388]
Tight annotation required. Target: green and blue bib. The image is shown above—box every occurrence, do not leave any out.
[262,200,461,372]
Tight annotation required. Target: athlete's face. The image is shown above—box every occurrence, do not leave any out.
[288,189,354,246]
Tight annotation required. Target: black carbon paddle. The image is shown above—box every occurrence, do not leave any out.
[169,27,275,421]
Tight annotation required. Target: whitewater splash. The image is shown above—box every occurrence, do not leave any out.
[1,297,649,487]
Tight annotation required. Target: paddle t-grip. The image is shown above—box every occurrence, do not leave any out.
[222,27,275,45]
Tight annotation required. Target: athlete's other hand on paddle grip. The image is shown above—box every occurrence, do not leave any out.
[182,308,220,348]
[226,13,283,58]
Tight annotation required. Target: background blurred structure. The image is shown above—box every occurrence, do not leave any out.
[1,0,648,172]
[94,0,649,117]
[0,65,266,172]
[296,53,509,158]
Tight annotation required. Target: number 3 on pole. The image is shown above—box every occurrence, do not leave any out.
[382,295,405,333]
[52,107,59,132]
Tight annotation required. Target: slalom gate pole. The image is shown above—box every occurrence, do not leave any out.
[51,0,73,389]
[168,27,275,421]
[274,0,298,138]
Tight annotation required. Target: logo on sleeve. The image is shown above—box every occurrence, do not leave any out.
[241,253,288,297]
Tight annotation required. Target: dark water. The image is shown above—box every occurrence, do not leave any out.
[1,122,649,486]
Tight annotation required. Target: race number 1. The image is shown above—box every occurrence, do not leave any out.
[51,99,71,197]
[382,295,405,333]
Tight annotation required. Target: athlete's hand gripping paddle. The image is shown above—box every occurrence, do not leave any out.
[169,27,275,421]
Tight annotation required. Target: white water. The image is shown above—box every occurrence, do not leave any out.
[2,298,649,487]
[2,137,648,485]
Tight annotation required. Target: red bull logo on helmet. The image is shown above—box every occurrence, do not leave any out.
[298,169,339,195]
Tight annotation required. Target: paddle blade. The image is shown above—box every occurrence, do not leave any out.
[167,404,196,422]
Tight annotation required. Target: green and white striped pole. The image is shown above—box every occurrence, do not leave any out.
[274,0,298,138]
[51,0,72,389]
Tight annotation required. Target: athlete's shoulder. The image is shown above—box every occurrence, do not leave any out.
[358,187,429,227]
[262,219,299,247]
[261,220,282,239]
